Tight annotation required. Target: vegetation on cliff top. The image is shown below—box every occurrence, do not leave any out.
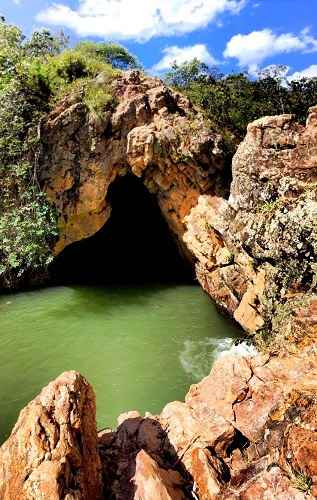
[0,19,138,287]
[165,59,317,154]
[1,17,317,289]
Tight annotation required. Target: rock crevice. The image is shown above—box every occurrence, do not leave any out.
[2,349,317,499]
[184,106,317,345]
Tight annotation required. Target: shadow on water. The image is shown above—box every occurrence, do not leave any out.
[47,283,192,316]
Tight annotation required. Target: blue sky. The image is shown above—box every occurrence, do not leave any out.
[1,0,317,79]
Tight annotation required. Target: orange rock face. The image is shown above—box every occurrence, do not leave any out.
[133,450,186,500]
[184,106,317,343]
[230,110,317,211]
[0,371,102,500]
[2,352,317,498]
[96,347,317,498]
[40,70,224,256]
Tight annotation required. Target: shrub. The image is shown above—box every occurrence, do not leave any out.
[84,83,116,118]
[0,19,137,287]
[165,61,317,145]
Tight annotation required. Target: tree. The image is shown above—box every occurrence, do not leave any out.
[75,41,140,70]
[165,58,214,88]
[24,29,68,58]
[164,59,317,141]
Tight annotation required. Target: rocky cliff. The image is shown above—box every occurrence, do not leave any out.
[184,106,317,351]
[39,70,224,257]
[39,72,317,351]
[1,352,317,499]
[1,72,317,498]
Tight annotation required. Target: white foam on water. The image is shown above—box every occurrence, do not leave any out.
[217,339,258,358]
[179,337,257,381]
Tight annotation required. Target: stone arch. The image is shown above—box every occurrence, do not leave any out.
[51,173,193,284]
[39,71,224,267]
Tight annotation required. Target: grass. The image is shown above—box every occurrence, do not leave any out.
[291,470,312,493]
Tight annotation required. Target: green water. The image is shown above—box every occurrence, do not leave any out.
[0,285,240,443]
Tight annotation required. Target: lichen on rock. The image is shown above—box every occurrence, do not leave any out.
[184,105,317,350]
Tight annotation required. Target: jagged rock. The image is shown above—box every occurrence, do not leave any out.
[40,70,224,255]
[0,371,102,500]
[230,107,317,211]
[223,467,308,499]
[2,75,317,499]
[133,450,186,500]
[97,347,317,498]
[2,350,317,498]
[184,106,317,346]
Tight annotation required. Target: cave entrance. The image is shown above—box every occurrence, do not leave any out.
[52,174,193,285]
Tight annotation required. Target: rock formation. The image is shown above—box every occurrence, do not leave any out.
[1,72,317,498]
[39,70,224,256]
[184,106,317,349]
[39,72,317,350]
[0,371,102,500]
[2,352,317,498]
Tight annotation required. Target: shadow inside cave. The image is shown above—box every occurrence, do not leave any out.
[51,174,194,286]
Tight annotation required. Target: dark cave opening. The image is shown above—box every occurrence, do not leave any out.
[51,174,194,285]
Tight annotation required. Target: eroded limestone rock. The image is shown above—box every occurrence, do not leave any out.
[97,347,317,498]
[184,106,317,347]
[2,351,317,499]
[0,371,102,500]
[40,70,223,255]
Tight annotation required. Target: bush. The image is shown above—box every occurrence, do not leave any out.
[165,61,317,144]
[0,18,139,287]
[84,83,116,118]
[74,41,140,70]
[0,163,58,287]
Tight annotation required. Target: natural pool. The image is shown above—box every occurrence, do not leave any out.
[0,284,241,443]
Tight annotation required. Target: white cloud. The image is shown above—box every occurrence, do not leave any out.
[288,64,317,81]
[152,44,218,72]
[36,0,246,41]
[224,28,317,73]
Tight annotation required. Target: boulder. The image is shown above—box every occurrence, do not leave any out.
[0,371,102,500]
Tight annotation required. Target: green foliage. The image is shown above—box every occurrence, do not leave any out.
[0,20,24,87]
[24,29,68,59]
[165,61,317,146]
[27,45,120,103]
[258,198,283,215]
[75,41,141,70]
[165,58,211,88]
[0,18,140,287]
[83,83,117,118]
[0,74,57,286]
[291,471,312,493]
[0,165,58,285]
[0,21,62,286]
